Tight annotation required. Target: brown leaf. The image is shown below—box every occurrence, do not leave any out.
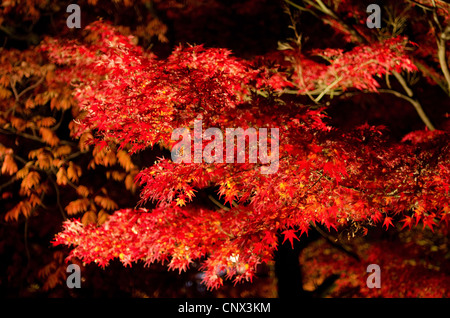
[65,198,90,215]
[82,211,97,226]
[94,195,118,210]
[97,210,110,225]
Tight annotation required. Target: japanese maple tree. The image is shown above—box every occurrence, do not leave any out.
[34,0,450,292]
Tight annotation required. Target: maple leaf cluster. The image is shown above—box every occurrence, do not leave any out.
[270,36,417,95]
[45,20,450,289]
[0,45,139,223]
[43,21,255,153]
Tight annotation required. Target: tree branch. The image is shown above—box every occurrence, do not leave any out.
[391,72,436,130]
[378,88,436,130]
[437,31,450,95]
[17,76,45,100]
[48,175,67,220]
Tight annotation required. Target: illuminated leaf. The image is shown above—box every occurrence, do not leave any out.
[65,198,90,215]
[40,127,60,146]
[1,154,18,175]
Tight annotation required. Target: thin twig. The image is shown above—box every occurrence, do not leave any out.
[0,177,18,191]
[314,76,343,103]
[392,71,436,130]
[312,224,361,261]
[17,76,45,100]
[48,175,67,220]
[208,194,230,211]
[437,34,450,95]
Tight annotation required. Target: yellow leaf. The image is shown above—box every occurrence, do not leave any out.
[176,197,186,207]
[34,93,48,106]
[52,158,63,168]
[88,159,96,169]
[103,150,117,167]
[59,98,70,110]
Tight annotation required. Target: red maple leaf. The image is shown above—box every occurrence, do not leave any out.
[281,229,299,248]
[400,215,413,230]
[383,216,394,230]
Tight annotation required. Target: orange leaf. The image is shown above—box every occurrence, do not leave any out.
[21,171,40,191]
[1,154,18,175]
[125,172,137,192]
[10,117,26,131]
[65,198,90,215]
[53,145,72,157]
[5,200,32,221]
[94,195,118,210]
[76,185,90,197]
[37,117,56,128]
[117,150,135,172]
[56,167,68,185]
[108,170,126,181]
[67,162,82,182]
[82,211,97,226]
[97,210,110,225]
[40,127,60,146]
[79,132,93,152]
[36,152,52,170]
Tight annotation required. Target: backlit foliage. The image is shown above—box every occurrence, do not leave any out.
[1,0,449,296]
[48,19,449,290]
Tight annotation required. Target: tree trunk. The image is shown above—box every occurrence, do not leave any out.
[274,229,339,298]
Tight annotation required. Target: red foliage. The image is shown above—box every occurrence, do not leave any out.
[301,227,450,297]
[42,6,450,291]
